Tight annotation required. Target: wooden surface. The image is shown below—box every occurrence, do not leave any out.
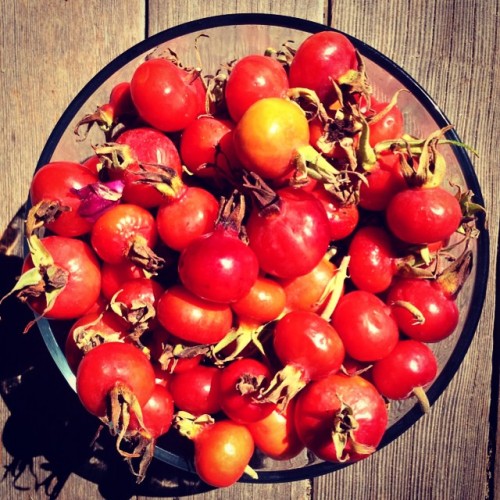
[0,1,498,499]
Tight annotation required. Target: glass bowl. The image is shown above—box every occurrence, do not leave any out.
[32,13,489,483]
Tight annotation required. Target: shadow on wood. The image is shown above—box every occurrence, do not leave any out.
[0,208,214,499]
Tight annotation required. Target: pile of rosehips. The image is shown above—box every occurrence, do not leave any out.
[8,29,482,487]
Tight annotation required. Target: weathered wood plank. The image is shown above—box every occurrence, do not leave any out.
[0,1,144,498]
[147,0,326,31]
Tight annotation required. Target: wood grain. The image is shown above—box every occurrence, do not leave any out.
[0,1,144,498]
[147,0,326,31]
[0,0,497,499]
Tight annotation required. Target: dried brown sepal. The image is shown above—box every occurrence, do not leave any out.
[126,235,165,274]
[241,171,281,217]
[108,290,156,350]
[454,185,487,225]
[338,51,372,98]
[236,372,268,397]
[95,143,188,195]
[95,144,189,199]
[0,234,68,324]
[212,322,268,365]
[414,127,452,187]
[395,246,451,280]
[436,249,473,299]
[104,382,147,461]
[204,68,229,115]
[72,314,125,354]
[158,343,210,372]
[74,104,114,140]
[12,274,45,301]
[93,142,134,171]
[322,167,366,205]
[455,186,488,241]
[394,241,459,278]
[130,163,186,199]
[215,190,248,237]
[126,434,157,484]
[173,342,211,359]
[287,87,330,121]
[110,297,155,326]
[374,126,477,189]
[396,260,439,280]
[282,90,357,182]
[284,164,313,189]
[303,53,372,173]
[25,200,70,237]
[109,290,156,345]
[173,411,214,440]
[312,113,363,182]
[264,40,296,71]
[395,244,473,298]
[332,399,375,462]
[203,52,238,116]
[257,364,306,410]
[41,265,67,291]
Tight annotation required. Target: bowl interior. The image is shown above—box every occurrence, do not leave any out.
[34,13,488,483]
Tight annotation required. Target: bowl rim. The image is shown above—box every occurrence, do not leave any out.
[34,12,490,483]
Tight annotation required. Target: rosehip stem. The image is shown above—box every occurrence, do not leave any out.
[412,386,431,413]
[390,300,426,325]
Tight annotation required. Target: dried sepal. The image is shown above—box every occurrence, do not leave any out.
[0,234,68,322]
[332,399,375,462]
[25,200,70,237]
